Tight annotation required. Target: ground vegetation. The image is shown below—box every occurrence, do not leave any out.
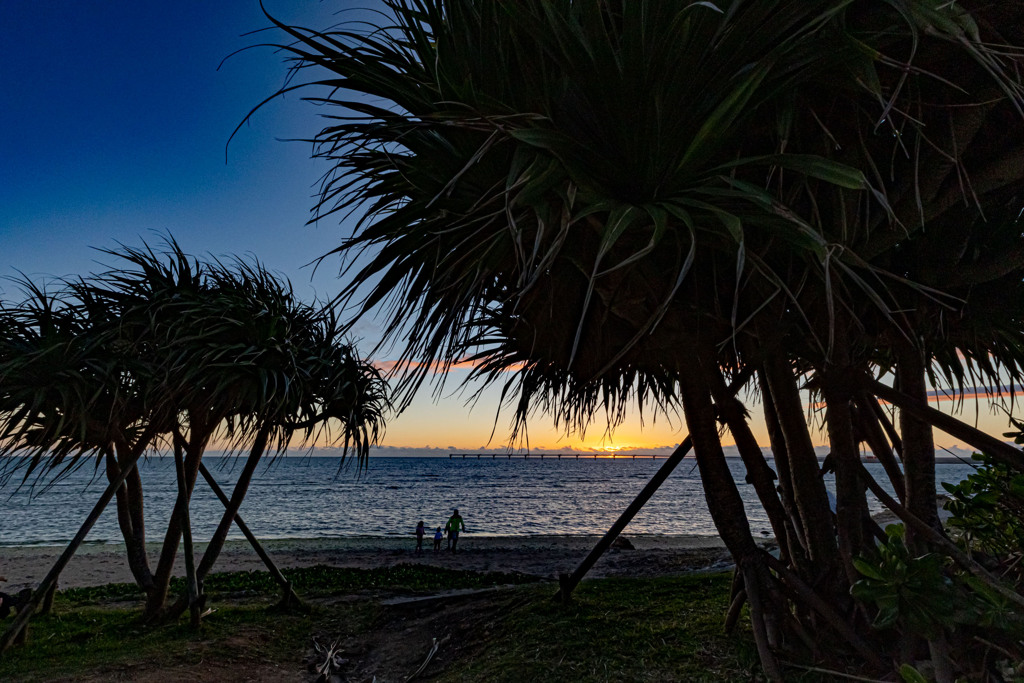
[0,566,753,683]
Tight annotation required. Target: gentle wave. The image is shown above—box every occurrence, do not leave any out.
[0,456,973,547]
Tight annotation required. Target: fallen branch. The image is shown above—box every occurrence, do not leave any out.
[312,637,348,682]
[406,634,451,683]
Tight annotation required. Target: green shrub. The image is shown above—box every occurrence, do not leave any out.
[942,452,1024,558]
[851,525,955,638]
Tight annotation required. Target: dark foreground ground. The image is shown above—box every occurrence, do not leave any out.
[0,561,792,682]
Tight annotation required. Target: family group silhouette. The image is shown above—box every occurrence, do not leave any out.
[415,509,466,553]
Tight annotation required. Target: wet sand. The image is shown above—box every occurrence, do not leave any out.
[0,534,733,592]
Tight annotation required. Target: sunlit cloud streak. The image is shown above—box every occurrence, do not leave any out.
[371,358,524,374]
[809,385,1022,411]
[926,385,1022,403]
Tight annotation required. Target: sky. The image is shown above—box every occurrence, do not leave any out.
[0,1,1015,456]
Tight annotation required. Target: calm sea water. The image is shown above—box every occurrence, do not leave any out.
[0,456,975,547]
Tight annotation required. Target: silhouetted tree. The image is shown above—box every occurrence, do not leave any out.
[264,1,1024,678]
[0,240,389,628]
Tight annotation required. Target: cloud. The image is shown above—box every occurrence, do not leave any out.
[926,385,1021,402]
[371,358,524,375]
[363,443,702,458]
[811,384,1022,410]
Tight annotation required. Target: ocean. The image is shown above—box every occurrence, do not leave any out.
[0,456,975,547]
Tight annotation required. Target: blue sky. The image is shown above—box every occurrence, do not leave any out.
[0,1,1012,454]
[2,2,345,299]
[0,0,684,453]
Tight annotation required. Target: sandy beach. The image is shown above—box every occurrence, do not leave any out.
[0,495,949,593]
[0,534,732,592]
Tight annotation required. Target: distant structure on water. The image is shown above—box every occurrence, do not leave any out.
[449,453,664,459]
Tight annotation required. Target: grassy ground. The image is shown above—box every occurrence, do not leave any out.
[0,566,770,682]
[441,574,761,682]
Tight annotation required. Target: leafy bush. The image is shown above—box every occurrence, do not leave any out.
[942,452,1024,558]
[852,517,1024,680]
[851,525,955,638]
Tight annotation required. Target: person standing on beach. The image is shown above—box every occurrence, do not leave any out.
[415,520,426,553]
[446,509,466,553]
[433,526,443,552]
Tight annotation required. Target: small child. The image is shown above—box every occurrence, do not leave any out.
[433,526,443,552]
[415,520,426,553]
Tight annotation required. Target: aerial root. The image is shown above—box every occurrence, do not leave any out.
[761,551,887,670]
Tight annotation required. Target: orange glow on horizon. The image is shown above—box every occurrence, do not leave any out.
[586,444,628,453]
[207,374,1018,454]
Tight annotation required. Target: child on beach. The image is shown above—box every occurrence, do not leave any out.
[415,520,426,553]
[433,526,443,552]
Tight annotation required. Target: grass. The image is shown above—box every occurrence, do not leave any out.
[0,603,321,681]
[441,574,760,682]
[59,563,541,605]
[0,566,764,682]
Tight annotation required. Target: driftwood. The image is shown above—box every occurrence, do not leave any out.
[406,634,451,683]
[311,637,349,682]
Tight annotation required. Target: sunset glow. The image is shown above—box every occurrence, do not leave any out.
[3,2,1020,460]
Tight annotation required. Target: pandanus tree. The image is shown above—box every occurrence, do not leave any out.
[0,240,389,632]
[266,0,1024,678]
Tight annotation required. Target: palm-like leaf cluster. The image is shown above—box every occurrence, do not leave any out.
[0,239,388,618]
[265,0,1024,678]
[266,1,1023,424]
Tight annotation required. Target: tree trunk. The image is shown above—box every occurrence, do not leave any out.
[165,424,273,621]
[104,448,153,592]
[820,376,867,584]
[173,439,203,628]
[198,463,302,608]
[145,420,211,620]
[759,370,810,566]
[555,367,755,602]
[708,370,793,562]
[195,424,271,582]
[865,393,903,459]
[119,442,150,569]
[677,361,782,682]
[0,424,158,655]
[762,354,838,565]
[762,551,887,669]
[853,392,906,499]
[869,379,1024,472]
[894,341,941,544]
[555,436,694,602]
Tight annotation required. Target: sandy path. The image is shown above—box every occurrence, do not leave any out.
[0,534,732,591]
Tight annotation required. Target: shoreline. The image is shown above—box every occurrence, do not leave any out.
[0,534,730,591]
